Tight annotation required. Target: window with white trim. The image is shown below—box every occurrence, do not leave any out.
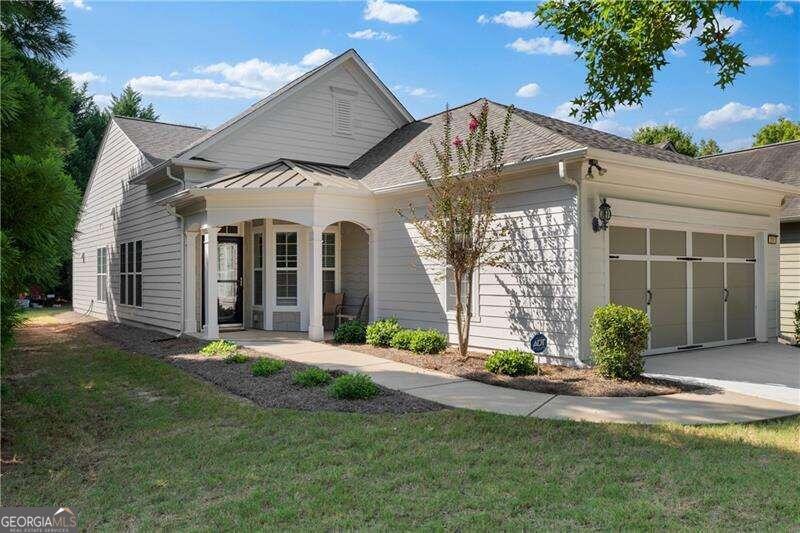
[322,232,336,294]
[96,247,107,302]
[253,231,263,307]
[119,240,142,307]
[275,231,298,307]
[445,266,478,316]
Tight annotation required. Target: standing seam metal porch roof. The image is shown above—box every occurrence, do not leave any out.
[199,159,368,191]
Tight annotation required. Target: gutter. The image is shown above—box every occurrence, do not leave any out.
[164,165,186,337]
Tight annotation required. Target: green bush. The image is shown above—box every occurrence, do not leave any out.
[328,373,379,400]
[589,304,651,379]
[366,317,402,347]
[333,320,367,344]
[292,367,333,387]
[389,329,416,350]
[224,352,248,364]
[485,349,538,376]
[251,358,286,377]
[200,339,238,357]
[794,301,800,343]
[409,329,447,354]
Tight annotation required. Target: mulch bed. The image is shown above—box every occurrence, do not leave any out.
[82,321,447,414]
[336,343,701,397]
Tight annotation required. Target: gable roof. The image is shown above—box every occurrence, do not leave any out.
[701,140,800,219]
[173,49,413,161]
[113,116,207,166]
[201,159,366,191]
[348,99,744,190]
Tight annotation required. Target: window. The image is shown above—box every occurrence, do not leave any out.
[119,240,142,307]
[275,231,298,306]
[322,232,336,294]
[253,231,263,307]
[445,266,478,315]
[96,247,107,302]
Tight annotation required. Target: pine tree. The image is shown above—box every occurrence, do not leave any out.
[109,85,159,120]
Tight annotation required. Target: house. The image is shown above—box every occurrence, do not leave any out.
[700,140,800,342]
[72,49,799,365]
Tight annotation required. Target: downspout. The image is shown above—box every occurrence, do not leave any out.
[165,165,186,337]
[558,160,587,367]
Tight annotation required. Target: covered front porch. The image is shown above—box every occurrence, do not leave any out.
[165,160,379,341]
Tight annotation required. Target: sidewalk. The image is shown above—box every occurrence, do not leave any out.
[235,337,800,425]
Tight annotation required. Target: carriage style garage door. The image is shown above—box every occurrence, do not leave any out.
[609,226,756,354]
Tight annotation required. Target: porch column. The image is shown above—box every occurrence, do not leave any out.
[184,230,199,333]
[368,228,378,322]
[204,226,219,340]
[308,225,324,341]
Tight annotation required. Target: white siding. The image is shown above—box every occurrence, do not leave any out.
[375,173,580,363]
[192,64,400,175]
[779,242,800,340]
[72,120,182,332]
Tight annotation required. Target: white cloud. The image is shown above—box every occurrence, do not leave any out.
[697,101,792,129]
[715,12,744,35]
[477,11,536,29]
[590,119,633,137]
[128,76,265,99]
[721,137,752,151]
[515,83,541,98]
[92,94,112,108]
[300,48,335,67]
[68,71,106,85]
[169,71,181,78]
[552,101,578,122]
[393,84,436,98]
[675,12,743,53]
[670,48,687,57]
[748,54,774,66]
[507,37,574,56]
[56,0,91,11]
[364,0,419,24]
[194,58,306,91]
[769,1,794,16]
[347,29,398,41]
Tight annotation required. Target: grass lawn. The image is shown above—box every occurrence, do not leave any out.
[2,322,798,530]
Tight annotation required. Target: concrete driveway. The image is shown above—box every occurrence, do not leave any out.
[645,342,800,406]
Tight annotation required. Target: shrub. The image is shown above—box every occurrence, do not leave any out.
[293,367,333,387]
[328,373,379,400]
[794,301,800,344]
[224,352,248,364]
[409,329,447,354]
[589,304,651,379]
[366,317,402,347]
[333,320,367,344]
[251,358,286,377]
[390,328,415,350]
[200,339,237,357]
[485,349,538,376]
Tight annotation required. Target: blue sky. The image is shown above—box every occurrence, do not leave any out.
[61,0,798,151]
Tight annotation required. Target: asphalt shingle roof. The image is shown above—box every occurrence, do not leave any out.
[114,116,208,166]
[701,140,800,219]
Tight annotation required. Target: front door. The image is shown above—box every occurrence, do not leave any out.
[217,236,243,325]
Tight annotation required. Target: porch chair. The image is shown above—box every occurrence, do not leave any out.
[322,292,344,331]
[336,294,369,328]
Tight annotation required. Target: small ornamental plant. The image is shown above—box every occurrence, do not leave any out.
[292,367,333,387]
[251,358,286,377]
[366,317,402,347]
[200,339,237,357]
[390,329,416,350]
[333,320,367,344]
[224,352,248,364]
[409,329,448,355]
[485,349,538,376]
[794,301,800,344]
[328,373,379,400]
[589,304,651,379]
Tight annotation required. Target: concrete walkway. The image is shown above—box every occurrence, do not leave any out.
[225,332,800,425]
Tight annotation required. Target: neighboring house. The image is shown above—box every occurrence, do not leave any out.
[701,140,800,342]
[72,49,799,365]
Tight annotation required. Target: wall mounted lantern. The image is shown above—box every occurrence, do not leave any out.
[592,198,612,232]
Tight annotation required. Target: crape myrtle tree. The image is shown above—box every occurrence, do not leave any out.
[536,0,748,123]
[399,102,513,358]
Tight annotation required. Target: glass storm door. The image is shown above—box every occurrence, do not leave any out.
[217,237,243,325]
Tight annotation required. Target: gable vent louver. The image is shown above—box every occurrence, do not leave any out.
[333,92,354,136]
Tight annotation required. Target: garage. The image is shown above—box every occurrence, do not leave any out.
[609,225,756,354]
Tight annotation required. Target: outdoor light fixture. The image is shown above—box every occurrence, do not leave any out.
[592,198,612,232]
[585,158,607,179]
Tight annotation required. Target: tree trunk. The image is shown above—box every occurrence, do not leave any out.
[454,268,473,360]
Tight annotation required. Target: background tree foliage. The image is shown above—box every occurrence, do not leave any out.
[698,138,722,156]
[536,0,747,123]
[752,118,800,147]
[632,124,704,157]
[109,85,159,121]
